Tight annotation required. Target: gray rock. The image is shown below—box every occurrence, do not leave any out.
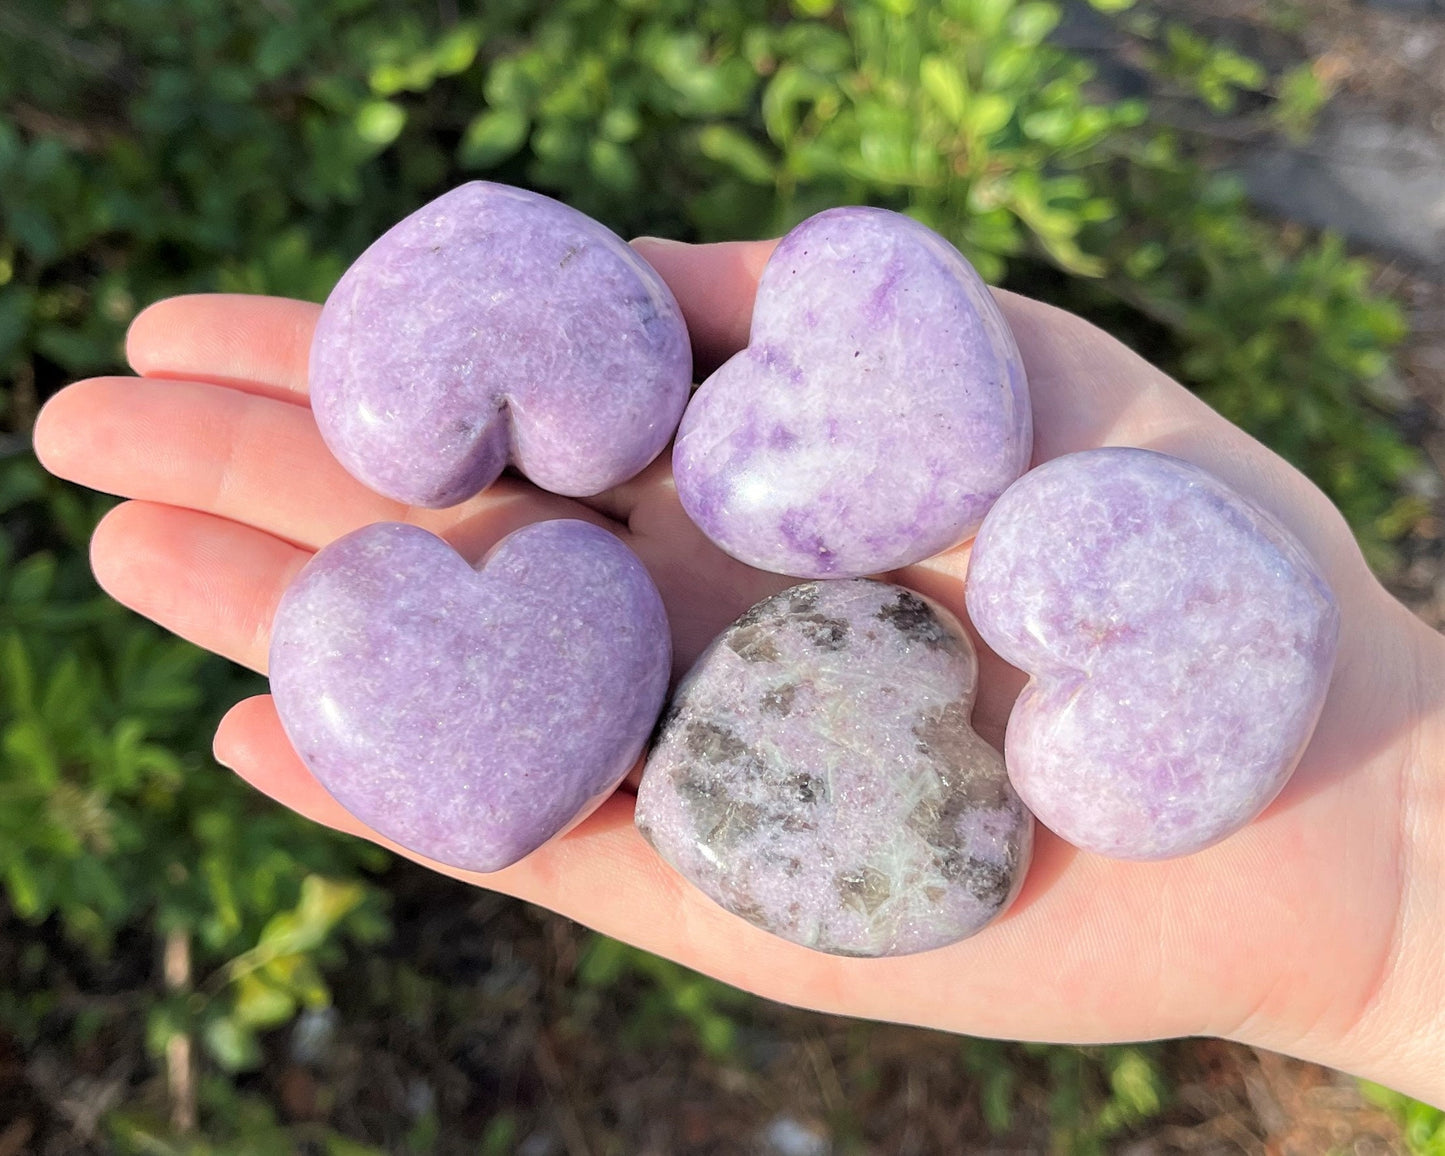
[760,1115,831,1156]
[1053,1,1151,99]
[1240,109,1445,272]
[1358,0,1443,15]
[288,1006,339,1067]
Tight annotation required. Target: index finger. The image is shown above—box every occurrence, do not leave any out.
[127,293,320,402]
[630,237,776,376]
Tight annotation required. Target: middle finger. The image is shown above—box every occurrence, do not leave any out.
[34,375,592,551]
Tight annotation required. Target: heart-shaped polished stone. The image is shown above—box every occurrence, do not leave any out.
[635,580,1032,957]
[310,181,692,507]
[672,207,1031,578]
[966,448,1340,860]
[270,519,671,872]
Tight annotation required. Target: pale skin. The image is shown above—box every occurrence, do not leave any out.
[30,237,1445,1109]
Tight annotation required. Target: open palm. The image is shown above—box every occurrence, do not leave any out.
[33,237,1445,1102]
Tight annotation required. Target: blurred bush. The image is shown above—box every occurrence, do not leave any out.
[0,451,388,1140]
[0,0,1427,1144]
[1365,1082,1445,1156]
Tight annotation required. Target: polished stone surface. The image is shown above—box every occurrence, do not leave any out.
[966,448,1340,860]
[310,181,692,507]
[270,520,671,872]
[673,207,1031,578]
[635,580,1032,956]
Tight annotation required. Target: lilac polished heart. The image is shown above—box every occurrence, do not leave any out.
[672,207,1031,579]
[966,448,1340,860]
[269,519,671,872]
[310,181,692,507]
[636,580,1032,957]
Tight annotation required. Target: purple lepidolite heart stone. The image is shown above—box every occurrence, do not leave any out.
[672,207,1031,579]
[966,447,1340,860]
[310,181,692,507]
[270,519,671,872]
[635,580,1032,956]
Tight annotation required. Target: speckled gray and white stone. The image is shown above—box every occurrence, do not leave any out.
[635,580,1032,957]
[269,520,671,872]
[310,182,692,507]
[966,448,1340,861]
[672,207,1031,579]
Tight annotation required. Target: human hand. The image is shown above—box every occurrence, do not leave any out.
[32,237,1445,1107]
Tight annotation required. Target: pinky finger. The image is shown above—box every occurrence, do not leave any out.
[91,502,310,673]
[213,694,707,929]
[215,695,371,837]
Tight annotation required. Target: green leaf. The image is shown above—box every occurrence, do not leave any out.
[964,0,1017,38]
[1108,1049,1164,1118]
[0,633,36,716]
[1022,107,1075,146]
[479,1115,520,1156]
[1274,63,1332,141]
[234,973,296,1029]
[258,875,366,958]
[578,936,630,986]
[203,1014,263,1072]
[588,138,640,192]
[5,856,44,920]
[354,100,407,149]
[7,553,57,605]
[459,108,531,169]
[1010,2,1062,46]
[965,93,1014,138]
[698,124,775,184]
[1086,0,1135,10]
[432,23,483,77]
[920,55,968,124]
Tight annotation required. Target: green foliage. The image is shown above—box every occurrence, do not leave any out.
[570,966,1176,1149]
[108,1075,390,1155]
[1273,63,1334,142]
[578,934,753,1059]
[1362,1084,1445,1156]
[1154,24,1267,113]
[1095,152,1414,565]
[0,451,386,1097]
[963,1039,1170,1152]
[0,0,1413,560]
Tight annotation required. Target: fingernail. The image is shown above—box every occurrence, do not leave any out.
[630,235,690,249]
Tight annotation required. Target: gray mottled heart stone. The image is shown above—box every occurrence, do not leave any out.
[635,580,1032,957]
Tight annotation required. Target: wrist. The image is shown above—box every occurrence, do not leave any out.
[1310,598,1445,1107]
